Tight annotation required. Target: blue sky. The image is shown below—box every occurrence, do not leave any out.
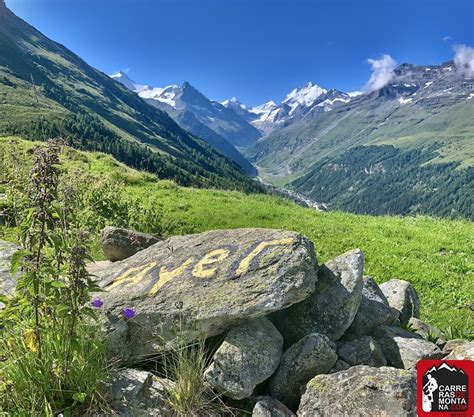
[6,0,474,106]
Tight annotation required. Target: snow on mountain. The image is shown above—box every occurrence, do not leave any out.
[251,101,278,120]
[221,97,248,110]
[139,85,180,108]
[112,71,358,138]
[282,81,327,115]
[110,71,181,108]
[221,82,359,135]
[110,71,145,92]
[220,97,251,119]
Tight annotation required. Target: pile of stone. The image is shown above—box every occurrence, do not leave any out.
[1,227,472,416]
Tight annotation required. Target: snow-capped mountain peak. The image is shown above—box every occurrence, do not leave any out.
[139,84,180,107]
[110,71,143,92]
[222,97,248,110]
[252,100,278,113]
[283,81,327,108]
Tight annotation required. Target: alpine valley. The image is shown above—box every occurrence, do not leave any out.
[249,61,474,218]
[0,0,473,219]
[111,63,473,219]
[0,1,473,415]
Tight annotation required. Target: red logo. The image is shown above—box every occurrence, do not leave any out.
[417,360,473,417]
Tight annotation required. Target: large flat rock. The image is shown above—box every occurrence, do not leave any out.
[95,228,318,361]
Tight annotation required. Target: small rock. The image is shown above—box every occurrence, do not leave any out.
[100,226,160,262]
[253,396,296,417]
[0,240,19,308]
[107,368,173,416]
[344,276,399,339]
[379,279,420,325]
[297,365,417,417]
[372,326,442,369]
[204,317,283,400]
[272,249,364,345]
[442,339,471,356]
[268,333,337,410]
[337,336,387,367]
[329,359,351,374]
[444,340,474,360]
[408,317,446,348]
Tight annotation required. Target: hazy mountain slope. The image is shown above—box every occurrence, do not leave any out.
[250,61,474,217]
[0,1,261,192]
[112,73,262,150]
[110,73,256,173]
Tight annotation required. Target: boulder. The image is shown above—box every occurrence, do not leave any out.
[272,249,363,345]
[444,340,474,360]
[253,396,296,417]
[407,317,446,348]
[204,317,283,400]
[107,368,173,416]
[336,336,387,367]
[379,279,419,325]
[343,276,399,339]
[96,228,317,361]
[0,240,19,307]
[268,333,337,410]
[372,326,442,370]
[298,365,417,417]
[100,226,160,262]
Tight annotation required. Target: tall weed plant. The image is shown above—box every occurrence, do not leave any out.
[0,140,111,416]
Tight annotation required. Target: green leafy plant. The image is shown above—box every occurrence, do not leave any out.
[0,140,111,416]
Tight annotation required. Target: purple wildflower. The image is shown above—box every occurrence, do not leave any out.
[91,298,103,308]
[122,307,136,319]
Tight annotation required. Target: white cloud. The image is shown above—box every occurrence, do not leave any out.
[363,54,397,93]
[453,44,474,78]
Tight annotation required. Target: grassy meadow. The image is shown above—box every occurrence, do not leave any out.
[1,136,473,338]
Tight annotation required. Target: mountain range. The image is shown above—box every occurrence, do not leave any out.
[222,83,356,135]
[0,1,261,192]
[0,0,472,218]
[111,72,357,174]
[110,71,259,174]
[251,60,473,217]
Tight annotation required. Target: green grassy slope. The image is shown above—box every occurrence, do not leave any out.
[0,3,261,192]
[2,137,473,338]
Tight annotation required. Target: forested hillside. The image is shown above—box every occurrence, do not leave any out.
[292,145,473,219]
[0,1,261,192]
